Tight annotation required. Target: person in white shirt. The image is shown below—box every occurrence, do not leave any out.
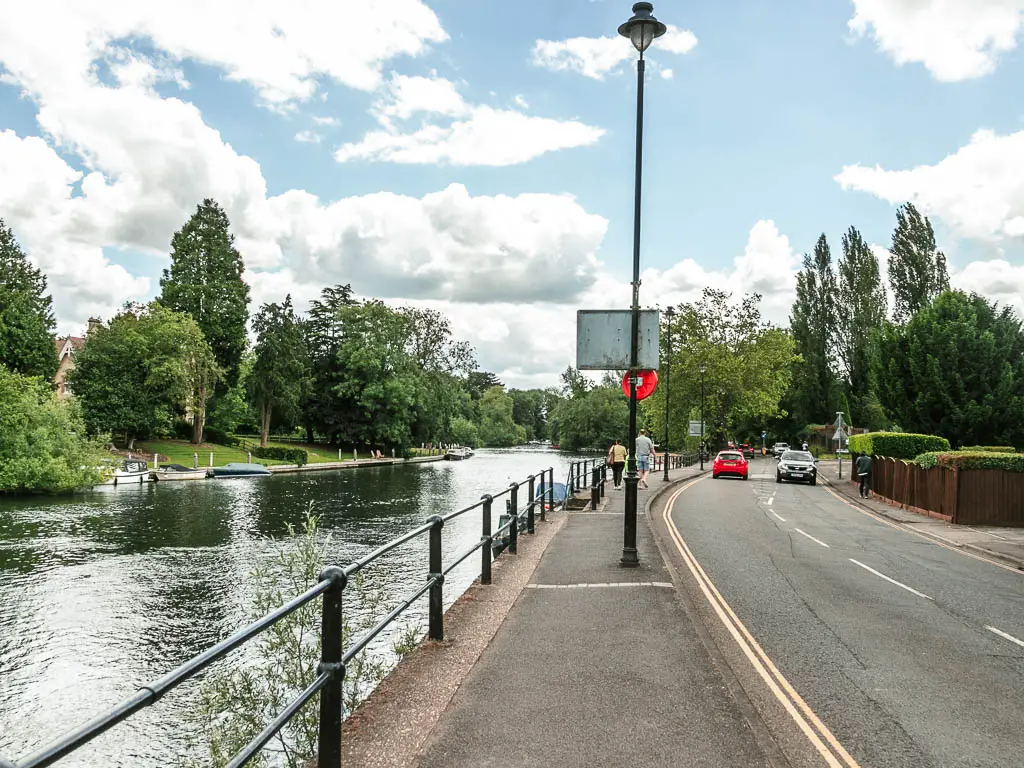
[635,429,654,489]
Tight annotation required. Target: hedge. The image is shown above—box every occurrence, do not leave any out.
[251,446,308,466]
[914,451,1024,473]
[203,426,240,447]
[960,445,1016,453]
[848,432,950,460]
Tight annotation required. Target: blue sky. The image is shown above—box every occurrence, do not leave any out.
[1,0,1023,386]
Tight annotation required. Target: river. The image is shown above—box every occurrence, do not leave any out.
[0,448,589,767]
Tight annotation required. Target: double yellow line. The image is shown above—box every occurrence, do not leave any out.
[663,479,862,768]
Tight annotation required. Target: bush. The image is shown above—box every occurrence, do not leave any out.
[171,419,193,440]
[960,446,1015,453]
[251,445,308,466]
[848,431,950,460]
[914,451,1024,473]
[203,425,239,447]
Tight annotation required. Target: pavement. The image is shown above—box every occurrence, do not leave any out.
[814,459,1024,570]
[415,462,784,768]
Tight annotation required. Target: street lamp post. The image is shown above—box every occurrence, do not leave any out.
[662,306,675,481]
[618,2,666,567]
[699,363,706,470]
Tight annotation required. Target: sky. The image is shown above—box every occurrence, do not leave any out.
[1,0,1024,389]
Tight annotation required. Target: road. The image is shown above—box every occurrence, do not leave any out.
[654,457,1024,768]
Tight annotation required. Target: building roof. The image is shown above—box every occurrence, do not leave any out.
[55,336,86,356]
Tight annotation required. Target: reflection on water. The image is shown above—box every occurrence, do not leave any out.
[0,448,586,767]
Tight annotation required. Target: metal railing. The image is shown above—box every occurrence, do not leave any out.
[0,466,559,768]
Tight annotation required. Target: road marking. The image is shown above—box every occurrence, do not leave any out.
[821,486,1023,576]
[665,480,860,768]
[794,528,830,548]
[767,497,774,506]
[978,529,1008,541]
[848,559,933,600]
[986,625,1024,648]
[526,582,673,589]
[771,511,786,523]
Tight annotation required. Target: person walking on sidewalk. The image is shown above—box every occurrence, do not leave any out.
[636,429,654,489]
[607,439,627,489]
[856,453,872,498]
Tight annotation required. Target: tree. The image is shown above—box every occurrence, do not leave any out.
[889,202,950,324]
[0,220,57,380]
[555,385,630,451]
[509,389,546,441]
[0,364,106,493]
[875,291,1024,447]
[250,297,306,447]
[300,285,358,443]
[159,199,250,411]
[790,234,838,426]
[466,371,503,400]
[559,366,590,399]
[837,226,888,423]
[477,386,519,447]
[68,303,220,446]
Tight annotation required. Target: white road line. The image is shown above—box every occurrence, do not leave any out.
[771,511,787,523]
[986,625,1024,648]
[848,559,933,600]
[794,528,830,548]
[978,529,1008,541]
[767,497,774,506]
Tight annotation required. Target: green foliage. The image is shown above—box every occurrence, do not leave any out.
[961,446,1015,453]
[0,364,107,493]
[790,234,838,425]
[449,416,481,448]
[913,451,1024,473]
[848,431,950,459]
[68,303,221,444]
[875,291,1024,447]
[555,385,629,451]
[250,446,308,465]
[250,297,306,446]
[477,386,519,447]
[465,370,503,400]
[160,199,250,391]
[202,426,238,447]
[889,202,950,324]
[0,219,58,380]
[508,389,547,440]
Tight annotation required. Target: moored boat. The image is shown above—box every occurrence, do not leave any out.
[151,464,209,481]
[212,462,272,477]
[445,446,473,461]
[98,459,151,486]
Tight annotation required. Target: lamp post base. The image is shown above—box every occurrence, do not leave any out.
[621,474,640,566]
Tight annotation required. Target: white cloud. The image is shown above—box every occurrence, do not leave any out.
[848,0,1024,81]
[952,259,1024,316]
[335,74,605,166]
[531,24,697,80]
[514,94,529,109]
[660,68,674,80]
[312,116,340,127]
[294,130,321,143]
[835,129,1024,241]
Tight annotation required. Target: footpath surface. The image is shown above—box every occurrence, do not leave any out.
[415,465,777,768]
[816,460,1024,569]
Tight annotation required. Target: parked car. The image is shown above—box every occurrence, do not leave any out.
[776,450,817,485]
[740,443,754,459]
[713,450,748,481]
[772,442,790,458]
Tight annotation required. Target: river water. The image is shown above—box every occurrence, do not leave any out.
[0,448,588,767]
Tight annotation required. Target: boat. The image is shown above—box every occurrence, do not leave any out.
[445,446,474,461]
[212,462,272,477]
[151,464,209,482]
[98,459,151,486]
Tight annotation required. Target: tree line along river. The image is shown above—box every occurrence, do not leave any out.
[0,447,589,767]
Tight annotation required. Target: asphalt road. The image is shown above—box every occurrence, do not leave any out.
[658,457,1024,768]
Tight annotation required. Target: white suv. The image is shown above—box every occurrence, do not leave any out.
[772,442,790,458]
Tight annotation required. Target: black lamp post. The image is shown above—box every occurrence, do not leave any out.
[618,2,666,568]
[699,362,706,470]
[662,306,675,481]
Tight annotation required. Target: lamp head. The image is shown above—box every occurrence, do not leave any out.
[617,2,667,54]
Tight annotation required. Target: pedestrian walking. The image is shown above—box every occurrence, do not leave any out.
[607,439,627,489]
[856,453,872,498]
[636,429,654,489]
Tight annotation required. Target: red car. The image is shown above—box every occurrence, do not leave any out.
[713,450,749,481]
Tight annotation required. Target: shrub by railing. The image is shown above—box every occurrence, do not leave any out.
[203,426,240,448]
[848,432,950,460]
[959,445,1016,454]
[913,451,1024,472]
[251,445,309,466]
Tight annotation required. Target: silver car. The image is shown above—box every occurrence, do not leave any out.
[776,450,817,485]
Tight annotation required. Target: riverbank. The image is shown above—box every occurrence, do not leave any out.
[267,455,444,473]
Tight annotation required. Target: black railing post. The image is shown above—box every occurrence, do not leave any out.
[591,465,600,510]
[427,515,445,641]
[527,475,536,534]
[481,495,493,585]
[546,467,554,519]
[508,483,519,554]
[600,463,607,498]
[317,566,347,768]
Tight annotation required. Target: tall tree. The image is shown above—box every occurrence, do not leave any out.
[889,202,950,324]
[466,371,503,400]
[789,234,838,426]
[836,226,888,422]
[876,290,1024,447]
[250,297,306,447]
[159,199,250,417]
[477,386,519,447]
[0,220,58,380]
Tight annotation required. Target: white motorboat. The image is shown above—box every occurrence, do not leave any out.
[445,446,474,461]
[151,464,209,481]
[98,459,151,486]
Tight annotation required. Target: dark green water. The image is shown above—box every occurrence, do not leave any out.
[0,448,585,767]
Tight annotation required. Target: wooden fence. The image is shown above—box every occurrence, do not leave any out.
[863,456,1024,526]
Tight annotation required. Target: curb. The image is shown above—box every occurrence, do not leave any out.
[819,471,1024,571]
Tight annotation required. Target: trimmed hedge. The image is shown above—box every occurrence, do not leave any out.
[848,432,950,460]
[960,445,1016,453]
[203,426,240,447]
[251,446,308,466]
[914,451,1024,473]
